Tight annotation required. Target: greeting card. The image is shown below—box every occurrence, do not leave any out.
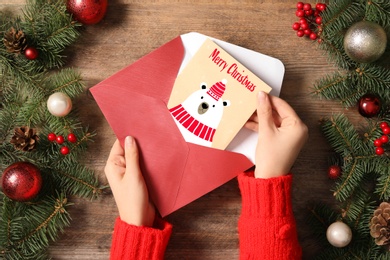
[168,38,272,150]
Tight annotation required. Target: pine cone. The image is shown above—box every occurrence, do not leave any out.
[370,202,390,250]
[10,127,39,152]
[3,27,28,54]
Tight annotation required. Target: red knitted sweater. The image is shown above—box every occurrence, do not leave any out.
[110,172,302,259]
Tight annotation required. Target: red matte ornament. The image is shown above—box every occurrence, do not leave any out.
[1,162,42,202]
[66,0,108,25]
[328,165,341,180]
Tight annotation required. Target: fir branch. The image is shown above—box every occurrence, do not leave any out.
[365,0,390,25]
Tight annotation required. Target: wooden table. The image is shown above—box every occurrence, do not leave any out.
[1,0,356,259]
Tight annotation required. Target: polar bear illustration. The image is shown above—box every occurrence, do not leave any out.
[169,79,230,147]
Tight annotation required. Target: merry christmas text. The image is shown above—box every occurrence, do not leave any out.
[209,48,256,92]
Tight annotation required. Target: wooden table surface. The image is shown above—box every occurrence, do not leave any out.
[1,0,359,259]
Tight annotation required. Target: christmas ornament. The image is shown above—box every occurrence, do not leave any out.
[66,0,108,25]
[24,46,39,60]
[10,126,39,151]
[47,92,72,117]
[358,93,381,118]
[328,165,341,180]
[56,135,65,144]
[373,121,390,155]
[343,21,387,63]
[48,132,56,142]
[1,162,42,202]
[3,27,28,54]
[326,221,352,248]
[370,202,390,250]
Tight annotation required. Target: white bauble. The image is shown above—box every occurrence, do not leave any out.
[326,221,352,248]
[47,92,72,117]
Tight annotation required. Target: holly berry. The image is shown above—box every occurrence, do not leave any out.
[380,122,389,130]
[1,162,42,202]
[60,146,70,155]
[374,139,383,147]
[315,16,322,25]
[310,33,318,40]
[24,47,39,60]
[292,22,301,30]
[328,165,341,180]
[383,127,390,135]
[297,30,305,37]
[67,133,77,143]
[48,132,56,142]
[297,2,304,9]
[380,135,389,144]
[376,147,385,155]
[56,135,65,144]
[296,9,305,17]
[303,3,312,11]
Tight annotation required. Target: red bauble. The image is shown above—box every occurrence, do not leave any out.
[48,132,56,142]
[56,135,65,144]
[358,94,381,118]
[376,147,385,155]
[67,0,108,25]
[1,162,42,202]
[328,165,341,180]
[24,47,39,60]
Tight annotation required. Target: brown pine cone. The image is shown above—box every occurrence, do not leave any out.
[3,27,28,54]
[10,126,39,152]
[370,202,390,250]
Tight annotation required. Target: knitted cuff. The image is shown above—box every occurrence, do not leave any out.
[110,217,172,260]
[237,171,294,219]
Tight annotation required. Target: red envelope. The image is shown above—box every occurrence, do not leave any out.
[91,35,253,217]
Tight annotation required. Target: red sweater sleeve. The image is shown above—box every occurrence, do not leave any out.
[110,216,172,260]
[237,171,302,260]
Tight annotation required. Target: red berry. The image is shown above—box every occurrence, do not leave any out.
[310,33,318,40]
[328,165,341,180]
[56,135,65,144]
[376,147,385,155]
[380,135,389,144]
[318,3,327,11]
[67,133,77,143]
[60,146,70,155]
[374,139,383,147]
[296,9,305,17]
[303,3,312,11]
[304,29,312,36]
[383,127,390,135]
[24,47,39,60]
[380,122,389,130]
[48,132,56,142]
[292,22,301,30]
[305,9,313,16]
[297,2,304,10]
[316,3,323,11]
[300,22,309,30]
[314,10,320,17]
[299,17,307,24]
[297,30,305,37]
[315,16,322,24]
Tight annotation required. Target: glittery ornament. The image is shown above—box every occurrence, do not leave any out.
[66,0,108,25]
[343,21,387,63]
[326,221,352,248]
[47,92,72,117]
[1,162,42,202]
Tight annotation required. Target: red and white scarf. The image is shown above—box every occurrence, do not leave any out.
[169,104,216,142]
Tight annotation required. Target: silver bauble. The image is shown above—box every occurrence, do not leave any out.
[343,21,387,63]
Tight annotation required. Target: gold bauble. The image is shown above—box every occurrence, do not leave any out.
[343,21,387,63]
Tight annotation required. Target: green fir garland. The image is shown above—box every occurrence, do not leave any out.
[0,0,105,259]
[307,0,390,258]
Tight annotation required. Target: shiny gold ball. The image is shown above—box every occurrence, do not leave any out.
[343,21,387,63]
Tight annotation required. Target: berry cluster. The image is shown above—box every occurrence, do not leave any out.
[292,2,327,41]
[48,132,78,155]
[374,122,390,155]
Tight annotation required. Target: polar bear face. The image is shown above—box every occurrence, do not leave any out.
[180,83,230,129]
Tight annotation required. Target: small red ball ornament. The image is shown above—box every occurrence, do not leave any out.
[48,132,56,142]
[328,165,341,180]
[358,94,381,118]
[1,162,42,201]
[56,135,65,144]
[66,0,108,25]
[376,147,385,155]
[24,47,39,60]
[67,133,77,143]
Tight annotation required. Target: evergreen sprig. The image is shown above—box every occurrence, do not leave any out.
[0,0,105,258]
